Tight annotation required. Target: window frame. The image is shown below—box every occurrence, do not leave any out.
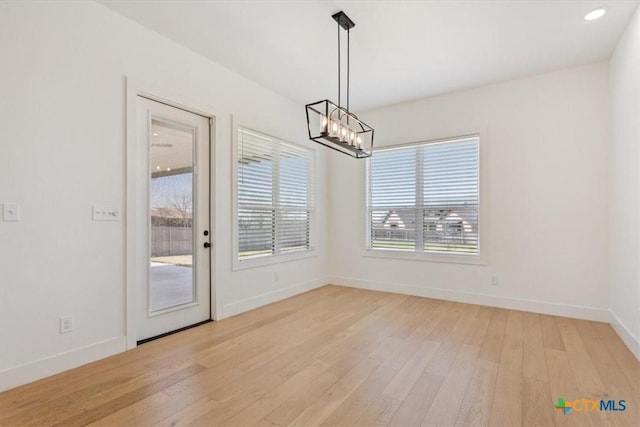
[364,133,488,265]
[232,125,317,271]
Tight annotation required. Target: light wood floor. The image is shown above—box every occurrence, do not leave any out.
[1,285,638,426]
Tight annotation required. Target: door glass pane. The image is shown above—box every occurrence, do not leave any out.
[149,119,195,312]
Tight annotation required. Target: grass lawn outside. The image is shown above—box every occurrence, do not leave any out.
[371,240,477,254]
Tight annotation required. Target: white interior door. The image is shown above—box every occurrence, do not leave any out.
[137,97,211,341]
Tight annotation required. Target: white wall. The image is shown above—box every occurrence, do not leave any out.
[609,6,640,358]
[0,1,328,390]
[329,62,611,320]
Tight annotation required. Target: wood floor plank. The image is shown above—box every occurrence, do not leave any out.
[54,364,205,427]
[389,297,433,340]
[3,359,201,427]
[320,333,427,426]
[286,351,381,426]
[87,390,172,427]
[591,322,640,396]
[387,372,445,426]
[523,312,549,382]
[227,360,331,426]
[487,309,524,427]
[289,333,408,426]
[264,371,339,426]
[603,384,640,427]
[0,285,637,427]
[350,339,441,426]
[455,359,499,426]
[404,298,453,344]
[353,394,401,427]
[421,344,481,426]
[382,339,441,403]
[319,363,398,426]
[187,370,283,426]
[557,317,608,398]
[478,307,508,363]
[522,312,555,426]
[424,315,476,376]
[522,378,555,427]
[465,317,491,346]
[476,305,495,321]
[574,320,634,392]
[154,397,220,427]
[539,314,566,351]
[545,348,597,427]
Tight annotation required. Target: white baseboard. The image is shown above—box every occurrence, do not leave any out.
[609,310,640,361]
[0,336,126,392]
[329,277,610,322]
[222,278,328,318]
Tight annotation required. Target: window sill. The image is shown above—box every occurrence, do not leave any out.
[232,248,319,271]
[362,249,487,266]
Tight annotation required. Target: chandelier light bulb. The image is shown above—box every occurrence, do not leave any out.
[329,120,338,137]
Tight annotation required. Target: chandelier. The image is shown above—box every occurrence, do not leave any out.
[305,11,374,158]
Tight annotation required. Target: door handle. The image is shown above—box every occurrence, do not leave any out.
[203,242,211,248]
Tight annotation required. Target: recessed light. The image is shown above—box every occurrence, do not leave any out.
[585,8,606,21]
[152,132,159,136]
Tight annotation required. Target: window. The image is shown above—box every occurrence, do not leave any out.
[236,127,315,263]
[367,135,481,259]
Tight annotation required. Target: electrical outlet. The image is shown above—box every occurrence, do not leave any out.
[490,275,498,286]
[60,316,73,334]
[274,271,280,282]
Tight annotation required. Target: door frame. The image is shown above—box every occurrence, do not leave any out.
[125,77,219,350]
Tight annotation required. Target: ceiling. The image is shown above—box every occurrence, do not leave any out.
[99,0,638,111]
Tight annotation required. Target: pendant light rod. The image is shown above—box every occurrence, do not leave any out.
[332,11,355,112]
[347,27,350,114]
[337,22,341,110]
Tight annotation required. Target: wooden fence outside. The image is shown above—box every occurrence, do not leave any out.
[151,226,192,257]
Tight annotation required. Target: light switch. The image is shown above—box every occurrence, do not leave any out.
[93,205,120,221]
[3,203,20,221]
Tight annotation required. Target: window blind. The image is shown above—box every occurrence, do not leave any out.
[368,136,479,255]
[237,128,314,260]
